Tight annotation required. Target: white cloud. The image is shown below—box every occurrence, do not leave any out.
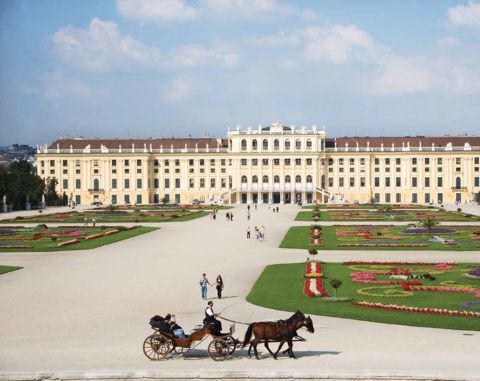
[164,77,192,102]
[301,24,377,64]
[52,18,160,71]
[437,36,460,46]
[203,0,289,16]
[44,71,99,101]
[117,0,197,22]
[53,18,239,71]
[245,31,299,47]
[278,57,297,70]
[166,44,239,68]
[370,58,433,96]
[448,1,480,28]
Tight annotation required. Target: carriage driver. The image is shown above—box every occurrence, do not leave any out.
[204,301,222,335]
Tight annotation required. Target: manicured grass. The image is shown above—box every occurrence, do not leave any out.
[0,265,22,275]
[301,204,435,210]
[247,262,480,331]
[0,226,158,252]
[296,209,480,222]
[1,210,209,224]
[280,225,480,251]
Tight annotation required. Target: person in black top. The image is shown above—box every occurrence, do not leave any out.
[204,301,222,335]
[215,275,224,299]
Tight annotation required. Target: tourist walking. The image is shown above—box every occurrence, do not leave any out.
[247,227,251,239]
[276,206,279,213]
[230,212,234,221]
[215,275,224,299]
[226,212,230,221]
[247,212,250,221]
[199,273,211,300]
[260,225,266,240]
[92,217,96,227]
[254,203,257,210]
[247,205,250,212]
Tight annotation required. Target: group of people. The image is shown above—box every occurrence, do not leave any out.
[225,212,234,221]
[209,208,219,220]
[246,225,265,240]
[150,313,186,338]
[199,273,224,300]
[83,217,96,227]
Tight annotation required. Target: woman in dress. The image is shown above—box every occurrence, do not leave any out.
[216,275,224,299]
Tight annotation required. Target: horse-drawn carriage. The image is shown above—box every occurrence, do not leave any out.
[143,321,239,361]
[142,311,314,361]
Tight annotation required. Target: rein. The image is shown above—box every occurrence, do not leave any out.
[218,315,251,325]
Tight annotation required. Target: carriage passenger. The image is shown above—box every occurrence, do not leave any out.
[169,314,186,338]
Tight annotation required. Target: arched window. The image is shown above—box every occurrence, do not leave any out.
[306,175,313,183]
[241,175,247,184]
[295,175,302,183]
[252,139,258,151]
[285,175,291,183]
[93,178,100,191]
[262,139,269,150]
[274,139,280,151]
[241,139,247,151]
[295,139,302,150]
[306,139,312,150]
[262,175,269,184]
[456,177,461,189]
[252,175,258,184]
[284,140,290,150]
[274,175,280,183]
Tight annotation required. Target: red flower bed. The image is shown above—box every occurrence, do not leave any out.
[304,262,328,297]
[344,261,455,265]
[56,239,80,247]
[352,301,480,318]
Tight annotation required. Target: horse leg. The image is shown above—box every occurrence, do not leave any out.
[252,338,261,360]
[287,338,296,359]
[263,341,276,359]
[247,343,252,358]
[274,340,286,359]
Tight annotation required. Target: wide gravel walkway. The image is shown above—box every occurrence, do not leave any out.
[0,205,479,380]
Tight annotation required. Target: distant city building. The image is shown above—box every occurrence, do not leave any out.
[36,122,480,205]
[0,144,36,167]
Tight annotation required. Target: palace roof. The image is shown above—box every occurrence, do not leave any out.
[48,138,227,150]
[326,136,480,149]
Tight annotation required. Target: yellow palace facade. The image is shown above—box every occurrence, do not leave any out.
[36,122,480,205]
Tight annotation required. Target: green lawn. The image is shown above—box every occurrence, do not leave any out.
[1,210,209,224]
[0,226,158,252]
[247,262,480,331]
[0,265,22,275]
[301,204,436,210]
[280,225,480,251]
[295,209,480,222]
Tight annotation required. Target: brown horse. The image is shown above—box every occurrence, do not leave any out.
[242,310,314,359]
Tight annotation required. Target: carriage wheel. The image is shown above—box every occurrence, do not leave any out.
[224,336,237,356]
[143,334,172,360]
[207,339,230,361]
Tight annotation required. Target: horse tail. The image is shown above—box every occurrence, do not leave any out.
[242,323,255,347]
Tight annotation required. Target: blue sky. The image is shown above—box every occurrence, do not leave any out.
[1,0,480,145]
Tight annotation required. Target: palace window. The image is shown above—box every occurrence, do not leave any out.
[263,175,269,184]
[396,177,401,187]
[241,159,247,166]
[306,158,312,165]
[62,160,68,166]
[63,169,68,175]
[412,177,417,187]
[199,159,204,166]
[252,140,257,151]
[284,140,290,150]
[295,158,301,165]
[412,193,418,203]
[62,179,68,189]
[385,193,391,203]
[284,159,291,166]
[307,175,313,183]
[155,159,160,166]
[295,139,301,150]
[200,178,205,188]
[437,158,443,165]
[241,176,247,184]
[124,179,130,189]
[339,178,344,187]
[252,159,258,166]
[76,160,80,166]
[137,179,142,189]
[339,158,344,166]
[241,139,247,151]
[396,158,401,165]
[425,158,430,165]
[396,193,402,203]
[475,157,480,165]
[306,139,312,150]
[154,179,160,189]
[374,177,380,187]
[262,159,269,165]
[50,160,55,166]
[274,159,280,165]
[328,158,334,165]
[360,177,365,187]
[350,158,355,166]
[136,159,141,166]
[285,175,291,183]
[125,159,129,166]
[210,178,215,188]
[175,178,180,188]
[374,158,379,165]
[274,175,280,183]
[262,139,268,150]
[252,175,258,184]
[438,177,443,187]
[412,158,417,165]
[349,177,354,187]
[385,158,390,165]
[385,177,391,187]
[164,179,170,189]
[328,178,334,187]
[274,139,280,151]
[221,178,226,188]
[210,159,215,166]
[189,178,194,188]
[475,177,479,187]
[221,159,226,166]
[456,158,461,165]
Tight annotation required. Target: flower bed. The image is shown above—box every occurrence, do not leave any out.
[343,261,455,266]
[85,234,103,240]
[56,239,80,247]
[402,284,480,298]
[463,269,480,280]
[402,228,457,234]
[353,301,480,318]
[339,243,427,247]
[304,262,328,297]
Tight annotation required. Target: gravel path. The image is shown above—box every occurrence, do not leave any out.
[0,205,479,380]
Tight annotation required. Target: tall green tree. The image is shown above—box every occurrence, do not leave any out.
[44,177,61,206]
[2,161,45,210]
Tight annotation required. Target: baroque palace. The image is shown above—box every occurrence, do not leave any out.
[36,122,480,206]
